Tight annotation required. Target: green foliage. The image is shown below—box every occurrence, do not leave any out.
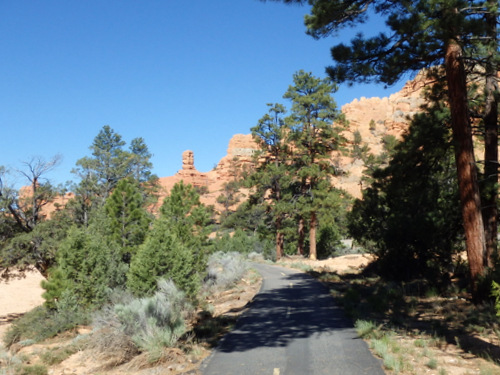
[354,320,380,339]
[243,71,348,258]
[15,364,48,375]
[40,344,81,365]
[112,279,193,353]
[0,159,68,277]
[316,224,342,259]
[70,126,157,225]
[1,210,73,278]
[104,177,151,261]
[3,305,89,348]
[249,102,295,258]
[159,181,212,248]
[210,229,273,257]
[351,130,371,161]
[216,180,242,219]
[127,221,200,298]
[127,182,213,299]
[127,182,212,299]
[296,0,489,84]
[42,226,126,309]
[220,200,268,234]
[348,105,462,282]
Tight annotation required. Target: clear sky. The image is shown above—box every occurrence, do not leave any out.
[1,0,409,188]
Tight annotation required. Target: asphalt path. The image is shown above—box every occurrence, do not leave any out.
[201,263,385,375]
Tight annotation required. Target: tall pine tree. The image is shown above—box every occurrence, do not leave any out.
[267,0,498,300]
[284,70,346,260]
[250,103,294,260]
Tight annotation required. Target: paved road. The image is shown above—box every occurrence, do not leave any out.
[201,263,385,375]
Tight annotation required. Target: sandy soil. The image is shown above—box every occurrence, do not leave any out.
[277,253,375,274]
[0,270,45,341]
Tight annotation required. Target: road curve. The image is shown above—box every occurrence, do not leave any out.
[201,262,385,375]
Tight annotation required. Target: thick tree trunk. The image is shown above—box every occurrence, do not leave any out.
[445,38,486,301]
[309,211,317,260]
[482,4,498,268]
[297,216,305,255]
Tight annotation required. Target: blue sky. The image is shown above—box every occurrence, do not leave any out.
[1,0,408,188]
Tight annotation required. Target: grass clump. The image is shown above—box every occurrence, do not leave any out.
[382,353,401,373]
[289,263,313,272]
[354,320,380,339]
[3,304,89,349]
[426,357,438,369]
[39,344,80,366]
[14,364,48,375]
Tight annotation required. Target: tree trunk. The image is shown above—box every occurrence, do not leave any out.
[275,216,284,260]
[445,38,486,301]
[297,216,305,255]
[309,210,317,260]
[482,3,498,268]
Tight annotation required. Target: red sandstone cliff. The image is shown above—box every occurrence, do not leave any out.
[158,73,428,205]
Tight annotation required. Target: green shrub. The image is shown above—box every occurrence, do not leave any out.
[492,281,500,316]
[42,226,126,309]
[355,320,379,339]
[211,230,273,257]
[127,221,201,298]
[426,357,438,369]
[40,345,79,365]
[3,305,89,348]
[15,365,48,375]
[317,225,342,259]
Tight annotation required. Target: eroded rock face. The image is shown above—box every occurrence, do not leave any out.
[156,74,428,207]
[212,134,259,180]
[182,150,195,170]
[331,73,428,197]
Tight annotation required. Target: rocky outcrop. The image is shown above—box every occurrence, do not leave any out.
[332,73,428,197]
[156,134,259,211]
[157,74,429,206]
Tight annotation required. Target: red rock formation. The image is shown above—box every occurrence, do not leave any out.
[332,73,428,197]
[29,73,430,218]
[157,135,259,212]
[156,75,429,205]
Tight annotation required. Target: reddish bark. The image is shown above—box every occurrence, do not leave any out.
[445,38,486,300]
[275,216,284,260]
[297,216,305,255]
[309,211,317,260]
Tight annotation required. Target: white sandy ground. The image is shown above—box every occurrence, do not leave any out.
[0,270,45,341]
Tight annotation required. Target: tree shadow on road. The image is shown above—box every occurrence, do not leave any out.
[215,270,355,353]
